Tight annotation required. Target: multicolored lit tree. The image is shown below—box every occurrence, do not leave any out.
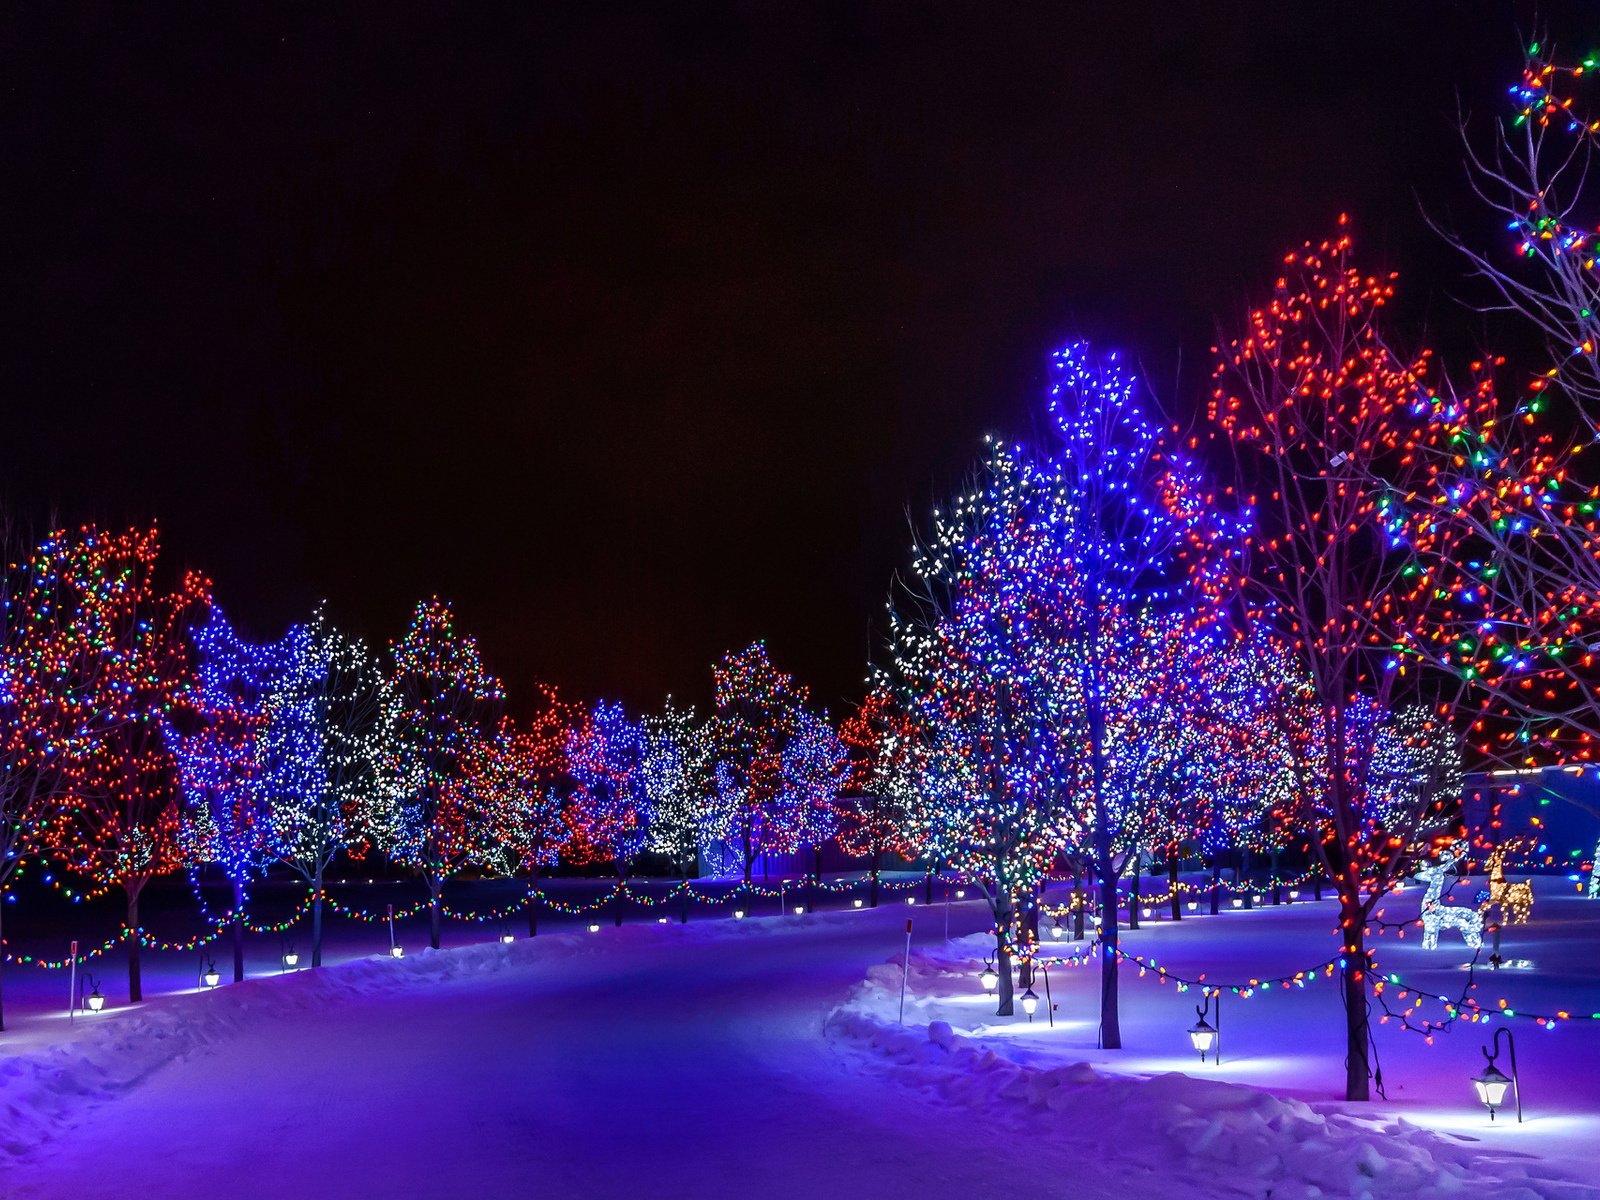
[265,607,395,965]
[703,642,828,884]
[382,599,504,950]
[566,699,651,923]
[170,607,288,982]
[1210,225,1470,1100]
[0,522,83,1030]
[780,708,845,911]
[836,687,926,908]
[19,525,211,1001]
[1453,42,1600,435]
[463,685,578,936]
[1395,47,1600,797]
[886,438,1075,1016]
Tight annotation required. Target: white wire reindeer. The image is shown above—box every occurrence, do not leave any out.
[1414,841,1484,951]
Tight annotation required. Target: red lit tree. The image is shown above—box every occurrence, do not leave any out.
[1210,224,1470,1100]
[0,521,86,1029]
[836,687,925,907]
[464,686,579,936]
[20,525,211,1002]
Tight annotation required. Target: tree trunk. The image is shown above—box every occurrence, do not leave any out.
[679,863,690,924]
[0,902,7,1031]
[613,862,626,927]
[231,876,246,983]
[1071,862,1085,940]
[1128,865,1141,930]
[741,825,753,886]
[869,849,880,908]
[526,869,540,937]
[1314,871,1323,902]
[993,891,1015,1016]
[312,866,326,966]
[1271,849,1283,906]
[428,879,443,950]
[1340,898,1372,1101]
[127,886,143,1003]
[1241,848,1253,909]
[924,867,933,906]
[807,844,818,913]
[1209,856,1222,915]
[1098,860,1121,1049]
[1168,852,1181,921]
[1017,886,1039,987]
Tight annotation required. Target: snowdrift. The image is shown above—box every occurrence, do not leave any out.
[826,949,1599,1200]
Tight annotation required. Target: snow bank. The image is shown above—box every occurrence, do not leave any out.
[826,950,1599,1200]
[0,933,601,1160]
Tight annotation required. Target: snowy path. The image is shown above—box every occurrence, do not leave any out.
[3,888,1597,1200]
[3,904,1078,1200]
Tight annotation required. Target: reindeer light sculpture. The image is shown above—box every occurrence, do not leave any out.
[1480,841,1534,926]
[1415,841,1484,951]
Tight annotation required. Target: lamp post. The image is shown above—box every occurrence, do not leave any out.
[979,957,998,997]
[1188,990,1220,1064]
[1472,1028,1523,1123]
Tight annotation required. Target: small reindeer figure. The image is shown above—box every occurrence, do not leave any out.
[1481,841,1535,925]
[1414,840,1484,951]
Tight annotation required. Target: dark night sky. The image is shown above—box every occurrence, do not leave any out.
[0,3,1583,714]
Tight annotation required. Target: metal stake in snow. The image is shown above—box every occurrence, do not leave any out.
[898,919,913,1025]
[387,904,397,957]
[67,940,78,1023]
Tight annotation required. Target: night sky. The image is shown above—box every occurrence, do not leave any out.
[0,3,1578,714]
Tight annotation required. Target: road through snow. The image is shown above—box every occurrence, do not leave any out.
[4,888,1596,1200]
[4,903,1055,1200]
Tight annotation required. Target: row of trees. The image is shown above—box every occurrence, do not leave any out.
[0,538,900,1020]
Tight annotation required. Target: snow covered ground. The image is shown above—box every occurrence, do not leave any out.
[1,877,1596,1199]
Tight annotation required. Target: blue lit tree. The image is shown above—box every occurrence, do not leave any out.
[1041,343,1244,1046]
[888,344,1240,1029]
[566,699,652,924]
[170,607,290,982]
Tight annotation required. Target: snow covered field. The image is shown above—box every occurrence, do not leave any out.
[1,877,1596,1199]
